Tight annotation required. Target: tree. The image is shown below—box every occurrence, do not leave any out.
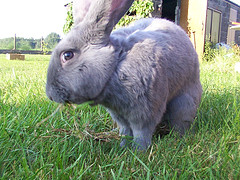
[0,37,42,50]
[63,0,154,33]
[29,39,37,49]
[44,32,61,50]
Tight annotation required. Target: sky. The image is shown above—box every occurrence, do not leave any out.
[0,0,240,39]
[0,0,70,39]
[232,0,240,5]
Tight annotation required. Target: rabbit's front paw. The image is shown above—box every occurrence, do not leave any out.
[131,127,154,150]
[120,136,133,148]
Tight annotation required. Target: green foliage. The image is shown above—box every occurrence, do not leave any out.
[41,40,49,55]
[0,49,240,179]
[63,3,73,34]
[0,38,14,49]
[0,37,41,50]
[203,40,216,62]
[63,0,154,33]
[0,33,61,51]
[17,40,31,51]
[116,0,154,28]
[232,44,240,56]
[44,32,61,50]
[29,40,37,49]
[203,40,240,62]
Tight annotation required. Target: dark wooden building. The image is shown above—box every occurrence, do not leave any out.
[152,0,240,56]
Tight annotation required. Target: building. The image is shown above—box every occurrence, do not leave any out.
[152,0,240,57]
[207,0,240,45]
[65,0,240,57]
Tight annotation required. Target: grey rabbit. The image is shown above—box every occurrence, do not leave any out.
[46,0,202,150]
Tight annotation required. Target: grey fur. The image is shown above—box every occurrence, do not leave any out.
[46,0,202,150]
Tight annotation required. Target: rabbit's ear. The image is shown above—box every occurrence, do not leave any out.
[107,0,135,28]
[73,0,134,40]
[73,0,93,25]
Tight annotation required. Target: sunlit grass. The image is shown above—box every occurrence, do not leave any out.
[0,52,239,179]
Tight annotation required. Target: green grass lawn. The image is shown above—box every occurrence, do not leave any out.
[0,52,239,179]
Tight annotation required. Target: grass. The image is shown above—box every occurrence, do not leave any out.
[0,51,239,179]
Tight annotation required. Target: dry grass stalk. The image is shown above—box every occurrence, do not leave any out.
[35,104,120,142]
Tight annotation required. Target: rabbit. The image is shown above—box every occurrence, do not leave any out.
[46,0,202,150]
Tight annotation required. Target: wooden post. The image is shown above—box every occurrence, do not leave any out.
[41,37,43,52]
[13,34,16,50]
[179,0,208,59]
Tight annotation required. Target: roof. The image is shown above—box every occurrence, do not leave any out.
[230,25,240,30]
[225,0,240,8]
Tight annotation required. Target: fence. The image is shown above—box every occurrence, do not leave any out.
[0,34,52,55]
[0,49,52,55]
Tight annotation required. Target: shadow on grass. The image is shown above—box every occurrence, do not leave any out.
[197,86,239,132]
[152,85,239,143]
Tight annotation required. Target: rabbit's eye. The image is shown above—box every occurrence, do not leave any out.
[62,51,74,62]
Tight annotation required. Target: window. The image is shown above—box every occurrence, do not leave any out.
[227,8,237,44]
[205,9,221,43]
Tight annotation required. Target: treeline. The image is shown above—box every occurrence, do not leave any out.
[0,37,42,50]
[0,32,61,51]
